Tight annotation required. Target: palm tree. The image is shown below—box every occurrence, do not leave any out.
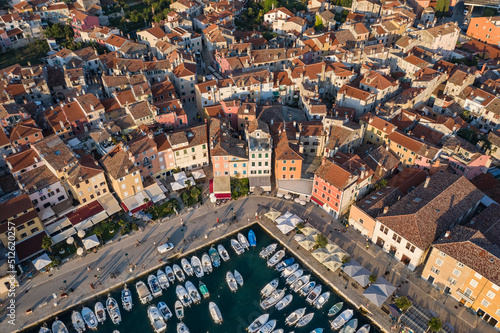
[185,179,192,189]
[190,186,201,199]
[94,225,104,244]
[314,234,328,249]
[41,236,53,253]
[369,274,377,283]
[427,317,442,333]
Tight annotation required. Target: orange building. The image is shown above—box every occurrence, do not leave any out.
[467,17,500,46]
[274,132,303,180]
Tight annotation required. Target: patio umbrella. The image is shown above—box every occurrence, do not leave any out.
[77,230,86,238]
[66,236,74,245]
[325,243,340,254]
[301,227,319,236]
[322,255,343,271]
[351,267,372,287]
[373,277,397,297]
[264,211,281,222]
[77,247,84,256]
[277,220,296,234]
[294,234,316,251]
[342,259,363,277]
[312,248,332,263]
[363,285,389,307]
[83,235,100,250]
[32,254,52,270]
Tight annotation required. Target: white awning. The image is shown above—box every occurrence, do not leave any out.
[144,183,167,203]
[98,194,121,216]
[32,253,51,270]
[83,234,100,250]
[191,169,206,180]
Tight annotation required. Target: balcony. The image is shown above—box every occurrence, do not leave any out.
[456,289,475,304]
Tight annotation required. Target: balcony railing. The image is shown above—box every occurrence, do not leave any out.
[456,289,475,304]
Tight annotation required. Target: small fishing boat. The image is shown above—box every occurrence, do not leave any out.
[106,295,121,325]
[300,281,316,296]
[199,281,210,298]
[248,230,256,246]
[248,313,269,333]
[209,302,223,324]
[39,324,51,333]
[231,239,244,255]
[157,269,169,290]
[148,305,167,333]
[174,300,184,320]
[328,302,343,317]
[281,263,299,278]
[291,274,310,292]
[276,257,294,272]
[267,249,285,267]
[217,244,230,261]
[191,255,204,278]
[148,275,163,298]
[296,313,314,328]
[356,324,370,333]
[286,269,304,285]
[176,285,193,307]
[313,292,330,309]
[121,285,133,311]
[201,253,213,273]
[259,243,277,258]
[259,319,276,333]
[209,246,221,267]
[306,285,322,304]
[238,232,250,250]
[181,258,194,276]
[82,307,98,330]
[275,294,293,310]
[177,323,189,333]
[157,301,172,321]
[72,311,86,332]
[234,269,244,286]
[185,280,201,304]
[136,281,152,304]
[260,289,285,309]
[226,271,238,292]
[52,319,69,333]
[285,308,306,326]
[310,329,324,333]
[261,278,279,297]
[165,266,175,283]
[94,302,106,323]
[330,309,354,330]
[173,264,185,282]
[340,319,358,333]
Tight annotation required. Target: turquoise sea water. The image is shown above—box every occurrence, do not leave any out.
[24,225,379,333]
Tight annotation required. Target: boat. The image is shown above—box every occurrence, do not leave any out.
[356,324,370,333]
[157,269,169,290]
[39,324,51,333]
[148,275,163,298]
[106,295,121,324]
[72,311,86,332]
[52,319,69,333]
[281,263,299,278]
[275,294,293,310]
[310,329,324,333]
[259,319,276,333]
[174,300,184,320]
[82,307,98,330]
[231,239,244,255]
[209,302,223,324]
[260,289,285,309]
[271,330,284,333]
[267,249,285,267]
[286,269,304,285]
[136,281,152,304]
[299,281,316,296]
[173,264,185,282]
[191,255,204,278]
[238,232,250,249]
[313,292,330,309]
[94,302,106,323]
[259,243,277,258]
[330,309,354,330]
[209,246,221,267]
[185,280,201,304]
[165,266,175,283]
[328,302,344,317]
[248,314,270,333]
[248,229,256,246]
[340,319,358,333]
[157,301,172,321]
[177,323,189,333]
[201,253,213,273]
[296,313,314,328]
[181,258,194,276]
[306,285,322,304]
[176,285,193,307]
[148,305,167,333]
[199,281,210,298]
[285,308,306,326]
[291,274,310,292]
[234,269,244,286]
[217,244,230,261]
[121,285,133,311]
[276,257,294,272]
[226,271,238,292]
[261,278,279,297]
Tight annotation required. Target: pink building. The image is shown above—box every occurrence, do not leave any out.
[155,99,188,129]
[71,10,99,37]
[448,154,491,180]
[221,100,240,129]
[154,133,177,177]
[0,28,11,50]
[126,133,161,179]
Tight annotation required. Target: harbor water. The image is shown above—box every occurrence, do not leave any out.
[24,225,380,333]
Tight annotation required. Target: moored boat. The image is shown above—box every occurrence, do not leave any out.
[259,319,276,333]
[94,302,106,323]
[285,308,306,326]
[260,288,285,310]
[106,295,121,325]
[328,302,343,317]
[148,275,163,298]
[231,239,244,255]
[226,271,238,292]
[181,258,194,276]
[147,305,167,333]
[72,311,86,332]
[330,309,354,330]
[340,319,358,333]
[259,243,277,258]
[136,281,152,304]
[286,269,304,285]
[291,274,310,292]
[39,324,51,333]
[209,302,223,324]
[199,281,210,298]
[313,292,330,309]
[82,307,98,330]
[185,280,201,304]
[238,232,250,249]
[201,253,213,273]
[165,266,175,283]
[296,313,314,328]
[299,281,316,296]
[217,244,230,261]
[177,323,189,333]
[52,319,69,333]
[191,255,204,278]
[157,301,172,321]
[310,329,324,333]
[261,278,279,297]
[234,269,244,286]
[281,263,299,278]
[306,285,322,304]
[209,246,221,267]
[275,294,293,310]
[157,269,169,290]
[356,324,370,333]
[174,300,184,320]
[121,285,133,311]
[276,257,294,272]
[248,230,256,247]
[248,313,269,333]
[267,249,285,267]
[173,264,185,282]
[176,284,193,307]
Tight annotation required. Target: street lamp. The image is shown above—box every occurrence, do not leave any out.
[125,253,130,266]
[63,280,68,291]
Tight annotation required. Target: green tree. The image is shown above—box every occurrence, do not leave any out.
[435,0,449,17]
[339,0,352,8]
[315,16,324,31]
[94,225,104,243]
[427,317,442,333]
[369,274,377,283]
[41,236,53,253]
[185,179,192,189]
[262,0,278,13]
[190,186,201,199]
[314,233,328,249]
[181,191,191,205]
[395,296,412,311]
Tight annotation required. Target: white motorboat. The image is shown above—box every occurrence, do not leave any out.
[281,263,299,278]
[121,285,133,311]
[148,305,167,333]
[39,324,51,333]
[226,271,238,292]
[259,243,277,258]
[259,319,276,333]
[285,308,306,326]
[313,292,330,309]
[330,309,354,330]
[181,258,194,276]
[165,266,175,283]
[173,264,185,282]
[201,253,213,273]
[276,257,294,272]
[157,301,172,321]
[185,280,201,304]
[136,281,152,304]
[106,295,121,325]
[341,319,358,333]
[286,269,304,285]
[356,324,370,333]
[94,302,106,323]
[299,281,316,296]
[248,313,270,333]
[261,278,279,297]
[306,285,322,304]
[72,311,86,332]
[238,232,250,250]
[52,319,69,333]
[260,289,285,310]
[148,275,163,298]
[191,255,204,278]
[176,285,193,307]
[218,244,230,261]
[275,294,293,310]
[82,307,98,330]
[209,302,223,324]
[267,250,285,267]
[291,274,310,292]
[174,300,184,320]
[234,269,244,286]
[296,313,314,328]
[157,269,169,290]
[231,239,244,255]
[177,323,189,333]
[271,330,284,333]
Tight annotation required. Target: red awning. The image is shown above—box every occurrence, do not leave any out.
[311,196,324,206]
[209,179,214,193]
[120,202,129,212]
[214,193,232,199]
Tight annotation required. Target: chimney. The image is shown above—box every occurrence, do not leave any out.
[125,167,129,174]
[424,176,430,188]
[444,230,450,238]
[383,206,389,214]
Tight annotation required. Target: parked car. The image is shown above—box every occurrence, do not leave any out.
[157,243,174,254]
